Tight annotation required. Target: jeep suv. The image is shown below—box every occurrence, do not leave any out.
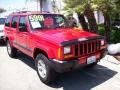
[0,17,6,41]
[4,11,106,84]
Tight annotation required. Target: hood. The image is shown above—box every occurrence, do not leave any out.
[0,25,4,31]
[33,28,99,45]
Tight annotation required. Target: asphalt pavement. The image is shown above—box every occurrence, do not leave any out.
[0,42,120,90]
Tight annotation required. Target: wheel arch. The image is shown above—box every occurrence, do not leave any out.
[5,37,9,42]
[33,48,49,60]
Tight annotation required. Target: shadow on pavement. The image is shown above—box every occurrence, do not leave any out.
[16,51,36,70]
[0,41,6,47]
[49,65,117,90]
[16,52,117,90]
[50,65,117,90]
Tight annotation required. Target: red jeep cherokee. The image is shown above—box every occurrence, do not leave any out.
[4,11,106,84]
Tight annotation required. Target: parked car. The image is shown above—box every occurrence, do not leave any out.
[0,17,6,41]
[4,11,106,84]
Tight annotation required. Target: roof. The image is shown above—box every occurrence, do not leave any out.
[9,11,61,16]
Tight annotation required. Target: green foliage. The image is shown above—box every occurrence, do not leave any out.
[63,0,120,18]
[110,27,120,43]
[63,0,88,14]
[98,24,120,43]
[98,24,105,36]
[63,0,120,43]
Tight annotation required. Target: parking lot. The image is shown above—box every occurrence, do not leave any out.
[0,42,120,90]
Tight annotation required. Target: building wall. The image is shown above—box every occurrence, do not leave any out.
[42,0,53,12]
[94,11,104,24]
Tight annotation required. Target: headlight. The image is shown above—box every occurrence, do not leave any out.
[64,46,71,54]
[101,40,105,46]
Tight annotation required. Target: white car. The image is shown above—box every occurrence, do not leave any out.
[0,18,5,41]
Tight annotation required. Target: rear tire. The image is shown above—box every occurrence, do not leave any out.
[6,40,17,58]
[35,54,57,84]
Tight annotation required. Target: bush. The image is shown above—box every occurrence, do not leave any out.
[98,24,120,43]
[98,24,105,36]
[110,27,120,43]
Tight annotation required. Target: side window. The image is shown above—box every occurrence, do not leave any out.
[19,16,27,32]
[5,16,12,27]
[11,16,19,28]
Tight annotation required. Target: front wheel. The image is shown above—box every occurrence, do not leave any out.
[86,61,98,68]
[6,40,17,58]
[35,54,57,84]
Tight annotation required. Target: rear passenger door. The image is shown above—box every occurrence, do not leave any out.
[16,16,30,54]
[4,16,12,40]
[7,16,19,43]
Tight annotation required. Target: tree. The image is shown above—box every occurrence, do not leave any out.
[39,0,42,12]
[63,0,98,33]
[114,0,120,18]
[84,4,98,33]
[64,0,120,43]
[93,0,119,43]
[27,0,43,12]
[0,8,6,13]
[52,0,60,13]
[63,0,89,31]
[78,14,88,30]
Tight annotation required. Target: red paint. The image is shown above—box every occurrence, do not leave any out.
[4,12,106,62]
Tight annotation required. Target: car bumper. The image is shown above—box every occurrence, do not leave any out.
[49,50,106,73]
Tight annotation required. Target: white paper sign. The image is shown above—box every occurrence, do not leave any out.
[31,21,41,29]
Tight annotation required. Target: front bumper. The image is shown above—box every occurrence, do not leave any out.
[48,50,106,73]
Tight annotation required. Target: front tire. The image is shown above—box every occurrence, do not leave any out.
[35,54,56,84]
[6,40,17,58]
[86,61,98,68]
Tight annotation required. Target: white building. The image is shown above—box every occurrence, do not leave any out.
[24,0,64,13]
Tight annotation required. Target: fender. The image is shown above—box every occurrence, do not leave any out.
[33,43,55,59]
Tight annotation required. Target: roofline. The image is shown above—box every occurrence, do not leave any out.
[8,11,62,16]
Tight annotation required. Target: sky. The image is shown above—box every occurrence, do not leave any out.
[0,0,65,16]
[0,0,27,11]
[0,0,64,11]
[0,0,37,11]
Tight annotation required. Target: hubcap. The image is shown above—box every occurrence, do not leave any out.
[37,59,47,78]
[7,42,11,55]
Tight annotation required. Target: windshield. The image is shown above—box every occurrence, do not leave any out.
[0,18,5,24]
[29,14,68,30]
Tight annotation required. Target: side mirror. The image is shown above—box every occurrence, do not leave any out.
[19,26,27,32]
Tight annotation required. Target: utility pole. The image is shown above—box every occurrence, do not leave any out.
[39,0,42,12]
[37,0,38,11]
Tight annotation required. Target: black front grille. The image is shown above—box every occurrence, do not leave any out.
[75,40,101,56]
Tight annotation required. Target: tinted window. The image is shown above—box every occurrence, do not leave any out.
[5,16,11,26]
[19,16,26,27]
[11,16,19,28]
[19,16,27,32]
[29,14,68,30]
